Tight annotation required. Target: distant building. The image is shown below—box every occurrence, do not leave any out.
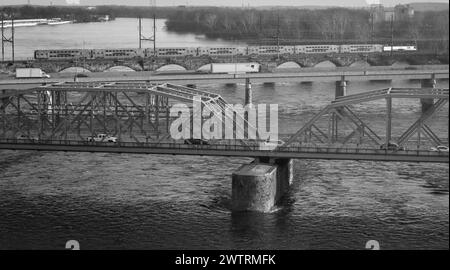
[394,4,415,21]
[384,8,395,21]
[369,4,415,23]
[369,4,385,24]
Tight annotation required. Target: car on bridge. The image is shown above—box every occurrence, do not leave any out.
[380,142,405,151]
[259,139,285,151]
[86,134,118,143]
[16,134,39,142]
[431,145,449,153]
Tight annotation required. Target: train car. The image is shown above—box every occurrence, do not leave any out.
[383,45,417,52]
[294,45,307,54]
[144,48,156,57]
[303,45,340,54]
[340,44,383,53]
[102,48,141,59]
[156,47,197,57]
[35,49,85,60]
[200,47,242,56]
[256,46,296,55]
[247,46,259,56]
[34,43,417,62]
[89,49,105,59]
[235,46,247,56]
[34,50,50,60]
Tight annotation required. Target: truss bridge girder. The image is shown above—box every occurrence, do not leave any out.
[0,82,259,145]
[285,87,449,150]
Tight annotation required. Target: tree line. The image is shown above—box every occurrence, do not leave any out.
[164,7,449,52]
[0,5,179,22]
[1,5,447,52]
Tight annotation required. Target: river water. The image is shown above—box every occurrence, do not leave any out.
[5,18,243,60]
[0,18,448,250]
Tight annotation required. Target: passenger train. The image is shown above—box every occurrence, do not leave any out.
[34,44,417,61]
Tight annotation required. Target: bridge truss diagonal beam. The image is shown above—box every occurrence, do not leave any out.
[0,82,260,146]
[284,87,449,149]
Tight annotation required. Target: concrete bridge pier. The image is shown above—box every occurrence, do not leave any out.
[244,78,252,106]
[335,76,347,99]
[421,75,436,113]
[231,158,294,212]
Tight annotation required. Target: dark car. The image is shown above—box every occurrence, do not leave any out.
[380,142,405,151]
[184,139,209,145]
[75,73,89,78]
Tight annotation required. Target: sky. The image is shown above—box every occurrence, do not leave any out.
[0,0,449,7]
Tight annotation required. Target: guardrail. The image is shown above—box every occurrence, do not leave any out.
[0,138,447,159]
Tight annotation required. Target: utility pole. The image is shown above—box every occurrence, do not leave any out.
[390,14,394,57]
[1,15,3,62]
[259,13,263,47]
[153,14,156,55]
[139,16,142,49]
[276,11,280,61]
[138,1,156,56]
[370,12,374,44]
[138,15,156,54]
[1,12,15,62]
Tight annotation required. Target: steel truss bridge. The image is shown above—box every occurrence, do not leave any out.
[0,82,448,163]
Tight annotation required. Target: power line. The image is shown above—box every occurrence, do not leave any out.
[138,0,157,55]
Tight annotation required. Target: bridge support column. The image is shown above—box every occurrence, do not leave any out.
[335,76,347,99]
[232,158,293,212]
[244,78,252,106]
[335,76,347,98]
[420,75,436,113]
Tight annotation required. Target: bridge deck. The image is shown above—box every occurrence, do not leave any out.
[0,67,448,86]
[0,140,448,163]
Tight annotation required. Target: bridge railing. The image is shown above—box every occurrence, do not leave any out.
[0,138,448,158]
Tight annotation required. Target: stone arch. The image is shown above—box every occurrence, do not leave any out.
[197,64,211,72]
[314,60,337,68]
[59,67,92,73]
[349,60,371,68]
[105,66,136,72]
[276,61,303,69]
[156,64,188,72]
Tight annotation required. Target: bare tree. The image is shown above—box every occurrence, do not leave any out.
[204,13,217,30]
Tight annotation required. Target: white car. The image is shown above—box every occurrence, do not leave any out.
[16,134,39,142]
[259,139,285,151]
[86,134,118,143]
[431,145,449,153]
